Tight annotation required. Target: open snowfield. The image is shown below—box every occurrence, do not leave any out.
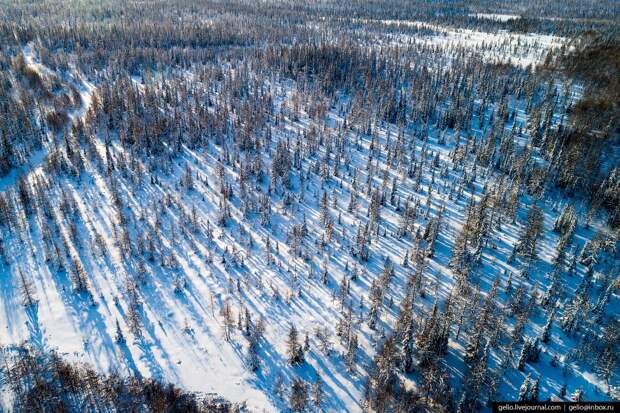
[348,18,567,68]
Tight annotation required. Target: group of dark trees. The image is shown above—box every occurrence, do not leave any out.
[0,345,244,412]
[0,0,617,411]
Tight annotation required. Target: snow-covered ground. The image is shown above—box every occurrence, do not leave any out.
[0,19,617,413]
[0,45,93,192]
[349,18,566,68]
[471,13,521,22]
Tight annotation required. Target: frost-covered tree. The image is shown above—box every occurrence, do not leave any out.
[287,324,304,365]
[289,377,308,412]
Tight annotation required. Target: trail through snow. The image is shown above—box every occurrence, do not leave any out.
[0,45,95,193]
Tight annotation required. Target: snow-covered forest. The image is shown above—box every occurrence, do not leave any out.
[0,1,618,411]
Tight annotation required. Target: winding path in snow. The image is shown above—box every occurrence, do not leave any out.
[0,45,95,192]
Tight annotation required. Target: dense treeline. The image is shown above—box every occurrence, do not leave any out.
[0,1,617,411]
[556,34,620,227]
[1,345,243,412]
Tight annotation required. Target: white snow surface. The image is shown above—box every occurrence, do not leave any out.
[351,19,566,68]
[0,39,617,413]
[471,13,521,22]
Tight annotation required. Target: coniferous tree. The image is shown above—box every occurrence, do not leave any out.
[289,377,308,412]
[311,374,325,409]
[287,324,304,365]
[516,204,544,258]
[115,319,125,344]
[365,336,398,412]
[518,374,531,402]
